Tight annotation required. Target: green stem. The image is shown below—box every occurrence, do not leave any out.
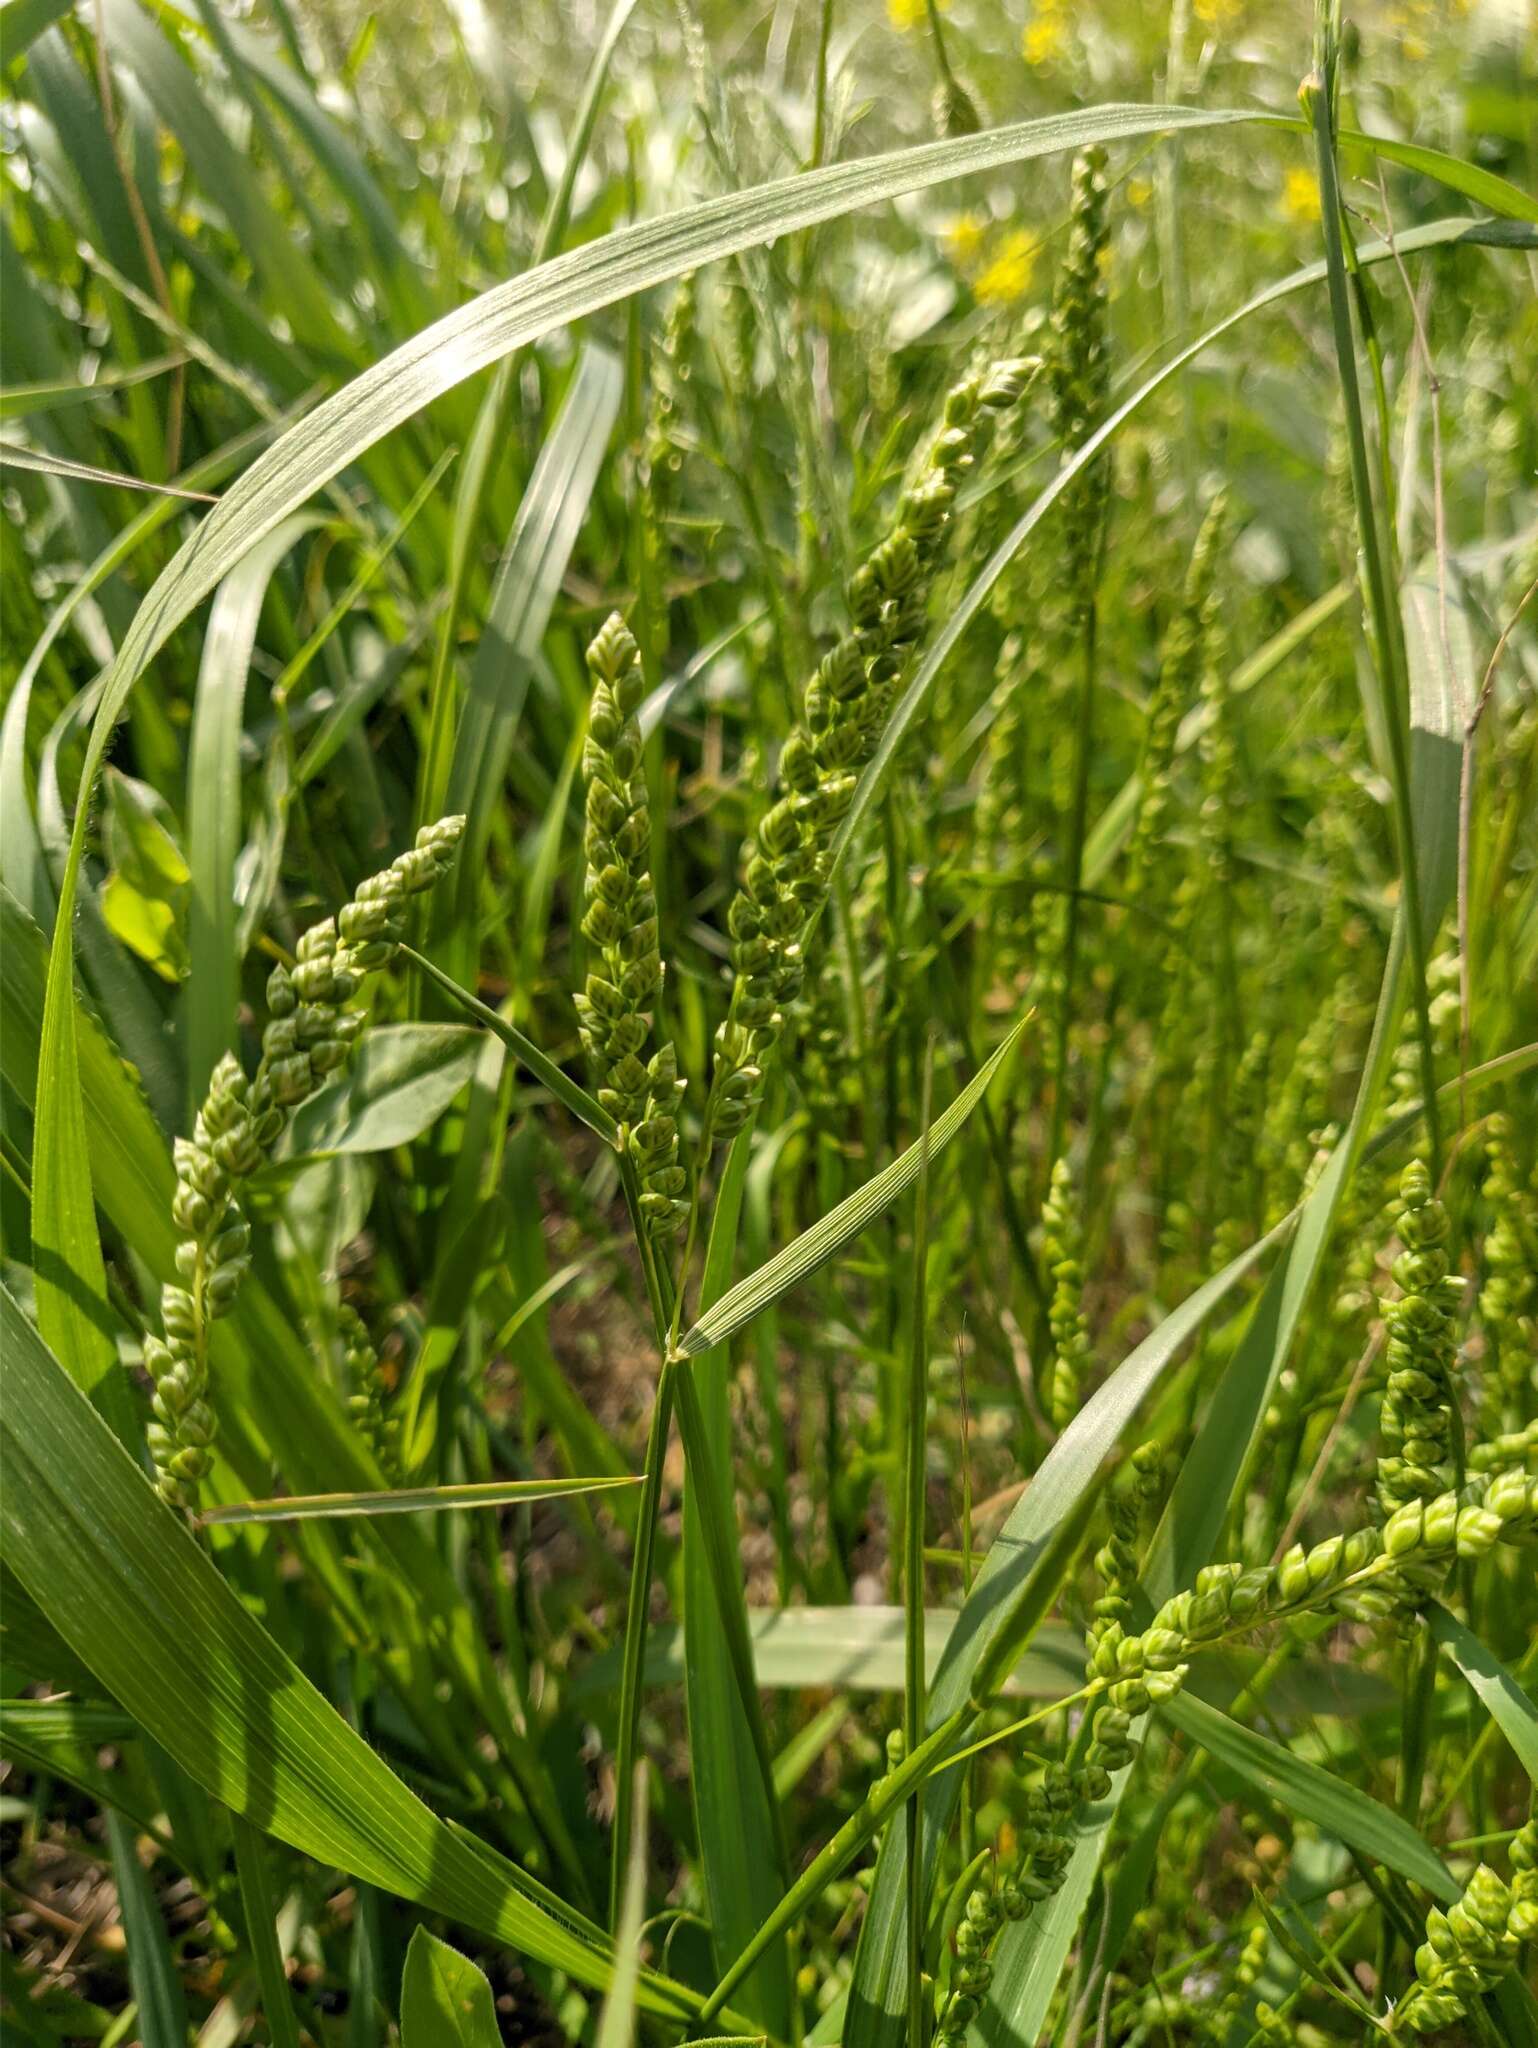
[1047,584,1100,1173]
[695,1707,972,2028]
[903,1048,934,2048]
[1304,43,1440,1180]
[609,1355,676,1930]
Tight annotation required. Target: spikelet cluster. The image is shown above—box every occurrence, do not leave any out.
[707,358,1034,1140]
[933,1768,1080,2048]
[145,820,466,1510]
[1388,948,1460,1114]
[575,614,688,1239]
[1394,1823,1537,2034]
[1041,1156,1091,1431]
[1126,492,1227,898]
[640,276,696,658]
[1081,1470,1537,1715]
[1046,145,1110,609]
[341,1305,399,1481]
[1087,1441,1162,1655]
[1375,1161,1462,1522]
[1480,1113,1537,1430]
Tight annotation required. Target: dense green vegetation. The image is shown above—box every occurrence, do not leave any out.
[1,0,1535,2042]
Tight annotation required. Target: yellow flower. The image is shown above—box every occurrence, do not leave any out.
[1193,0,1242,23]
[973,229,1037,306]
[1022,7,1066,66]
[1281,166,1321,224]
[1128,177,1153,210]
[942,211,988,269]
[888,0,945,27]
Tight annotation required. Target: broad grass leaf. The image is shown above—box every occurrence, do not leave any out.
[1402,561,1474,949]
[1159,1691,1457,1901]
[0,1281,741,2027]
[0,0,74,58]
[279,1024,485,1157]
[399,1929,500,2048]
[0,886,603,1902]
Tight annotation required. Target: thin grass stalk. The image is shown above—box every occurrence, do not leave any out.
[1303,14,1441,1180]
[903,1045,935,2048]
[609,1357,675,1930]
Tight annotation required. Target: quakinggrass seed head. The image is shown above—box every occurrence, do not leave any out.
[145,819,465,1511]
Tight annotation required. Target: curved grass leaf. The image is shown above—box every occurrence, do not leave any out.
[1160,1690,1457,1901]
[677,1011,1030,1358]
[280,1023,485,1158]
[186,513,323,1113]
[435,341,623,969]
[1427,1603,1538,1782]
[844,1222,1286,2045]
[201,1474,640,1526]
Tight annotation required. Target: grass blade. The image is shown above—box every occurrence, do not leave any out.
[1427,1604,1538,1781]
[400,944,617,1142]
[201,1475,641,1525]
[0,1278,736,2026]
[185,512,323,1114]
[677,1011,1031,1358]
[231,1814,303,2048]
[105,1808,189,2048]
[399,1928,501,2048]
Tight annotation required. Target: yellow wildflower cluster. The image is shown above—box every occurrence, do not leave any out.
[888,0,946,28]
[1022,0,1068,67]
[1193,0,1244,24]
[943,214,1039,306]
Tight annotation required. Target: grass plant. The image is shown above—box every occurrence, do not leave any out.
[1,0,1535,2043]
